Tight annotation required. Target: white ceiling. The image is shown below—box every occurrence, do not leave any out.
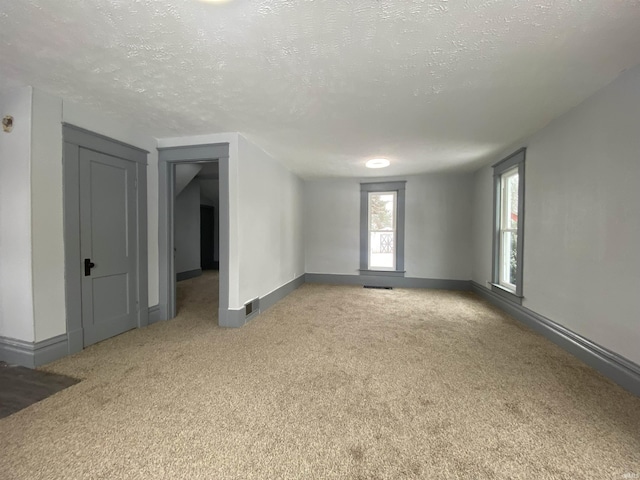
[1,1,640,178]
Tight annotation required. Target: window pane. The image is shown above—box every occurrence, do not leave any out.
[509,232,518,285]
[501,170,518,230]
[369,193,395,230]
[370,232,395,268]
[508,173,519,230]
[501,231,517,288]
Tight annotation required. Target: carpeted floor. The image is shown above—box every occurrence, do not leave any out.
[1,271,639,479]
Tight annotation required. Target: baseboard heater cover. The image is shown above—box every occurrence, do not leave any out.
[364,285,392,290]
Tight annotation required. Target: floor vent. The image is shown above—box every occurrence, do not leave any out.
[364,286,392,290]
[245,298,260,317]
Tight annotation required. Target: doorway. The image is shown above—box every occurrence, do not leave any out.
[200,206,217,271]
[157,144,230,324]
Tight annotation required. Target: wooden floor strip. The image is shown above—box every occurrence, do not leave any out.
[0,362,80,418]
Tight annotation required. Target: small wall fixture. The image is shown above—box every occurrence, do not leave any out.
[2,115,13,133]
[366,158,390,169]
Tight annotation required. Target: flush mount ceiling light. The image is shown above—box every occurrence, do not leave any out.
[365,158,390,169]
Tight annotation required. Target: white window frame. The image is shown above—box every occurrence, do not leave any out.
[492,149,525,304]
[359,181,406,277]
[367,191,397,271]
[499,167,518,291]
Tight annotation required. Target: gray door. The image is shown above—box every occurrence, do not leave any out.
[79,148,138,346]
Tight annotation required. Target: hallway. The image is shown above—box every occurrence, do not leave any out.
[176,270,219,320]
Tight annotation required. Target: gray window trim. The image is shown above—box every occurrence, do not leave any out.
[491,148,525,303]
[358,269,406,277]
[360,181,406,276]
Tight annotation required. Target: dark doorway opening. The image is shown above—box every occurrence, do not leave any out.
[200,205,218,270]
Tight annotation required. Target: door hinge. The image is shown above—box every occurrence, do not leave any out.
[134,178,138,189]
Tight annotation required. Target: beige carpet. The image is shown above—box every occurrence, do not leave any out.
[1,271,639,479]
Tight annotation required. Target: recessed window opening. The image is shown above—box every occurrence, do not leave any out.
[491,148,525,304]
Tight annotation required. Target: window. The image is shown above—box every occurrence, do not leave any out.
[492,149,525,303]
[499,168,518,290]
[368,191,397,270]
[360,181,406,276]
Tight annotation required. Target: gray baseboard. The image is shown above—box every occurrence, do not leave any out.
[219,307,246,328]
[261,275,306,312]
[220,275,306,328]
[470,281,640,397]
[176,269,202,282]
[67,328,83,356]
[305,273,470,291]
[0,334,69,368]
[148,305,162,324]
[0,336,35,367]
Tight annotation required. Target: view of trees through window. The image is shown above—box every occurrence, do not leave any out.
[510,233,518,284]
[370,193,393,230]
[368,192,396,269]
[508,173,518,284]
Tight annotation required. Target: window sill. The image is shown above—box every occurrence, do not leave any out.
[490,283,523,305]
[359,270,406,277]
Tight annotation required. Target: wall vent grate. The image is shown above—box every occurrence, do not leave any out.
[245,297,260,318]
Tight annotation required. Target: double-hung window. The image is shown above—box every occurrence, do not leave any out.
[360,182,406,276]
[498,167,519,290]
[368,191,397,270]
[492,149,525,303]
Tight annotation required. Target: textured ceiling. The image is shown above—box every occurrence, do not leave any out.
[1,1,640,178]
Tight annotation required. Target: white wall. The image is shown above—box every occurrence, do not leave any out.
[471,65,640,365]
[305,174,474,280]
[471,166,494,288]
[237,135,305,305]
[304,179,360,275]
[31,89,66,341]
[175,163,202,196]
[406,174,474,279]
[174,180,201,274]
[0,87,35,342]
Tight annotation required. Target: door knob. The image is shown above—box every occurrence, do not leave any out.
[84,258,96,276]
